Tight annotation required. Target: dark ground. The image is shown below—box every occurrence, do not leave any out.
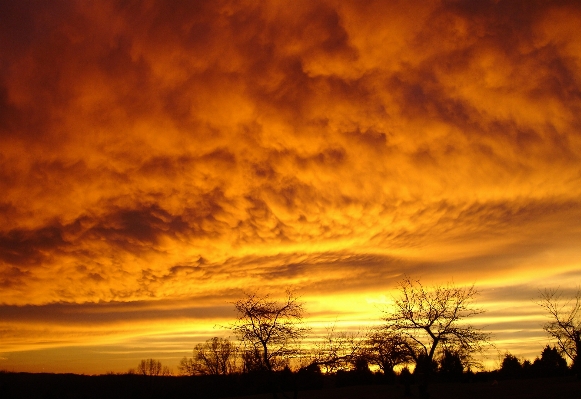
[227,377,581,399]
[1,372,579,399]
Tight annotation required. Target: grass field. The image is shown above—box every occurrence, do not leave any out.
[226,376,581,399]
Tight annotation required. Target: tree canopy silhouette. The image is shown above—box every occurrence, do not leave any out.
[500,353,522,379]
[312,325,366,373]
[178,337,237,376]
[134,358,172,376]
[438,348,464,381]
[538,288,581,373]
[383,277,490,398]
[385,277,490,361]
[231,290,308,373]
[365,326,415,376]
[533,345,568,377]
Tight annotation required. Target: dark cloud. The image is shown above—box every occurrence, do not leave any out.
[0,266,31,289]
[0,299,233,326]
[0,225,67,266]
[0,205,182,266]
[88,204,191,248]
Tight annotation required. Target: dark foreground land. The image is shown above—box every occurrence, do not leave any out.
[228,377,581,399]
[0,372,579,399]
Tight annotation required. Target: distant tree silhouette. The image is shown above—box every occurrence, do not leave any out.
[178,337,238,376]
[438,349,464,381]
[135,358,172,376]
[538,288,581,374]
[532,345,568,377]
[522,359,533,375]
[312,325,365,373]
[365,326,415,378]
[499,353,522,379]
[352,356,373,384]
[383,277,490,398]
[399,367,413,397]
[296,362,324,390]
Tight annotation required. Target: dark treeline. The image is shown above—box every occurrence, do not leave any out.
[496,345,570,380]
[0,347,577,399]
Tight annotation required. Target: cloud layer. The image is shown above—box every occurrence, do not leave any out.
[1,0,580,372]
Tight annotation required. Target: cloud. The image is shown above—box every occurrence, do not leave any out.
[0,299,233,326]
[0,0,580,372]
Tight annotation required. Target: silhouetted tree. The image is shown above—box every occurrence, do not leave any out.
[532,345,568,377]
[232,291,307,372]
[499,353,522,379]
[312,325,365,373]
[296,362,324,390]
[399,367,413,397]
[231,290,308,398]
[438,349,464,381]
[241,347,266,373]
[178,337,238,376]
[522,359,533,375]
[136,358,172,376]
[384,277,490,399]
[538,288,581,374]
[414,353,438,377]
[365,326,415,378]
[351,356,374,385]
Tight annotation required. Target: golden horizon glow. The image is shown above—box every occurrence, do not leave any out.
[1,0,581,374]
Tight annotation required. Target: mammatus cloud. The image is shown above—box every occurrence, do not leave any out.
[0,0,580,372]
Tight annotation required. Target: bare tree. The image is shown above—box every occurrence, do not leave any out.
[538,288,581,372]
[313,324,416,376]
[384,277,490,398]
[231,290,308,399]
[231,290,308,373]
[178,337,238,376]
[136,358,172,376]
[365,326,416,375]
[312,325,366,373]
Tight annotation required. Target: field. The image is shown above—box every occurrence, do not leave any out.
[1,373,579,399]
[227,377,581,399]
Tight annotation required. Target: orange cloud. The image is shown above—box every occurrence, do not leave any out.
[1,0,580,373]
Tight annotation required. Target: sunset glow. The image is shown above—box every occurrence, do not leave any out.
[1,0,580,374]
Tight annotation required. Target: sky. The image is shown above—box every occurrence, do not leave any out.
[1,0,580,374]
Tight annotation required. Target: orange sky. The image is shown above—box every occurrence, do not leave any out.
[1,0,581,374]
